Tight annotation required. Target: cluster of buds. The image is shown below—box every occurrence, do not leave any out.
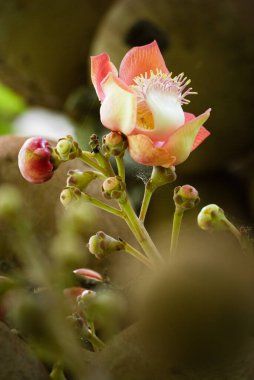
[102,132,128,157]
[18,135,81,184]
[173,185,200,211]
[102,176,126,203]
[88,231,124,259]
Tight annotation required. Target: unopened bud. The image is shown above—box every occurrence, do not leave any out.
[147,166,176,191]
[197,204,228,231]
[102,176,126,202]
[102,132,128,157]
[67,170,99,190]
[173,185,200,211]
[60,187,81,207]
[18,137,55,183]
[88,231,124,259]
[77,289,97,322]
[89,134,100,152]
[56,135,81,161]
[0,185,22,219]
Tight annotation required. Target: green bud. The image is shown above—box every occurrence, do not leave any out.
[67,170,99,190]
[0,185,22,220]
[102,176,126,202]
[56,135,81,161]
[147,166,176,191]
[102,132,128,157]
[197,204,228,231]
[60,186,81,208]
[173,185,200,211]
[88,231,124,259]
[89,134,100,152]
[77,289,97,319]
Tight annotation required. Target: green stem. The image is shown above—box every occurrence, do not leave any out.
[120,197,162,265]
[139,186,153,223]
[115,156,125,182]
[122,241,153,269]
[223,219,247,251]
[170,207,184,256]
[81,193,123,218]
[79,151,108,177]
[50,362,67,380]
[93,151,115,177]
[88,331,105,352]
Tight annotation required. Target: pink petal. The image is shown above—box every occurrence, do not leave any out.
[91,53,118,101]
[73,268,103,282]
[184,112,195,123]
[128,134,176,167]
[100,73,137,135]
[164,109,211,165]
[192,126,211,151]
[119,41,169,85]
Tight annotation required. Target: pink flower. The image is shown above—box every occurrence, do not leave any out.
[18,137,54,183]
[91,41,211,167]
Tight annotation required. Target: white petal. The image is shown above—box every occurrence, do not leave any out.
[146,87,185,135]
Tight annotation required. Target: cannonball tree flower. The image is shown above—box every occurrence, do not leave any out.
[18,137,55,184]
[91,41,211,167]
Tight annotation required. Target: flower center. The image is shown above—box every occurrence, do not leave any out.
[131,70,196,134]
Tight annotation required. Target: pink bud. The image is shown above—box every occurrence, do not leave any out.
[18,137,54,184]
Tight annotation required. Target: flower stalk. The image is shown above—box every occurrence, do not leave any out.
[115,155,126,182]
[121,239,153,269]
[139,166,177,223]
[170,206,184,256]
[120,196,162,265]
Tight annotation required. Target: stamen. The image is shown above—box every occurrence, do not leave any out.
[132,69,197,106]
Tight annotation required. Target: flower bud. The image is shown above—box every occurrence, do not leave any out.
[173,185,200,210]
[102,132,128,157]
[197,204,228,231]
[147,166,176,191]
[60,186,81,207]
[67,170,99,190]
[56,135,81,161]
[18,137,55,183]
[77,289,97,322]
[88,231,124,259]
[89,134,100,152]
[0,185,22,219]
[102,176,126,202]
